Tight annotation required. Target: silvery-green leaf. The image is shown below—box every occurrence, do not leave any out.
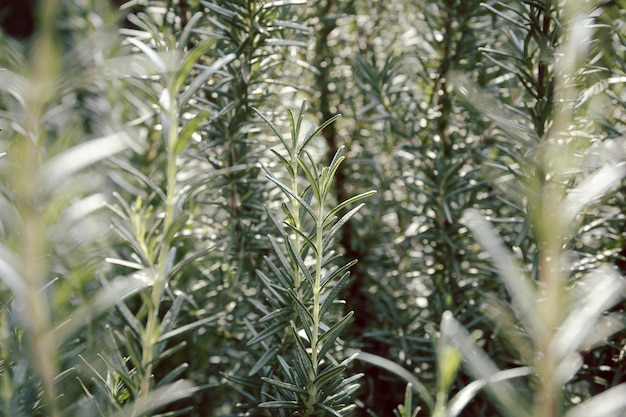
[442,311,530,417]
[562,164,626,226]
[564,384,626,417]
[461,209,546,344]
[40,132,130,188]
[53,276,149,345]
[107,380,196,417]
[550,265,626,360]
[447,366,532,417]
[350,349,434,413]
[0,244,26,298]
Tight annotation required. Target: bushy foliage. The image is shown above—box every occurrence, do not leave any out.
[0,1,624,417]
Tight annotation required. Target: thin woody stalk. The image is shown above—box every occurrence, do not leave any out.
[140,86,179,397]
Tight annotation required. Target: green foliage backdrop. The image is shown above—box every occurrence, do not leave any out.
[0,1,624,417]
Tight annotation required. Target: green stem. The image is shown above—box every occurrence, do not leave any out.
[303,202,324,416]
[140,88,179,397]
[15,1,62,411]
[291,146,302,292]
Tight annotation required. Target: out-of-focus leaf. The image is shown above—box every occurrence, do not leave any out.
[562,164,626,227]
[41,132,130,188]
[107,380,196,417]
[461,209,546,345]
[550,265,626,360]
[175,110,209,156]
[178,52,236,107]
[441,311,530,417]
[564,384,626,417]
[54,276,149,345]
[157,314,222,343]
[446,366,533,417]
[0,244,27,297]
[350,350,434,413]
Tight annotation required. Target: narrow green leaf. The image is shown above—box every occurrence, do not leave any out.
[262,377,306,395]
[580,312,626,351]
[160,295,185,335]
[324,191,377,226]
[269,149,295,178]
[247,320,288,346]
[322,203,365,250]
[291,321,314,368]
[265,39,308,47]
[320,259,356,291]
[298,113,342,155]
[164,214,189,247]
[300,187,315,223]
[175,110,209,156]
[170,239,223,277]
[249,346,280,376]
[289,290,314,342]
[265,170,317,220]
[322,146,346,198]
[266,207,287,235]
[259,307,293,324]
[320,270,353,318]
[178,11,203,52]
[281,202,297,229]
[113,298,144,338]
[270,19,310,32]
[254,107,289,152]
[174,38,218,93]
[258,400,300,409]
[479,2,527,28]
[263,0,307,8]
[352,350,434,413]
[289,103,304,152]
[313,364,346,392]
[285,236,315,287]
[183,163,250,190]
[268,235,294,276]
[291,353,311,388]
[318,402,344,417]
[562,164,626,228]
[295,156,321,204]
[283,222,318,256]
[158,363,189,386]
[110,210,146,266]
[121,327,145,373]
[157,314,221,343]
[179,53,236,107]
[551,266,626,361]
[127,12,163,46]
[318,312,353,360]
[199,1,236,19]
[260,260,290,298]
[302,149,321,186]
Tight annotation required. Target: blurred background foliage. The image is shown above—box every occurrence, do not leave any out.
[0,0,624,417]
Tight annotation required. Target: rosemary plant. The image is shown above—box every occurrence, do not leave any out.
[239,102,375,416]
